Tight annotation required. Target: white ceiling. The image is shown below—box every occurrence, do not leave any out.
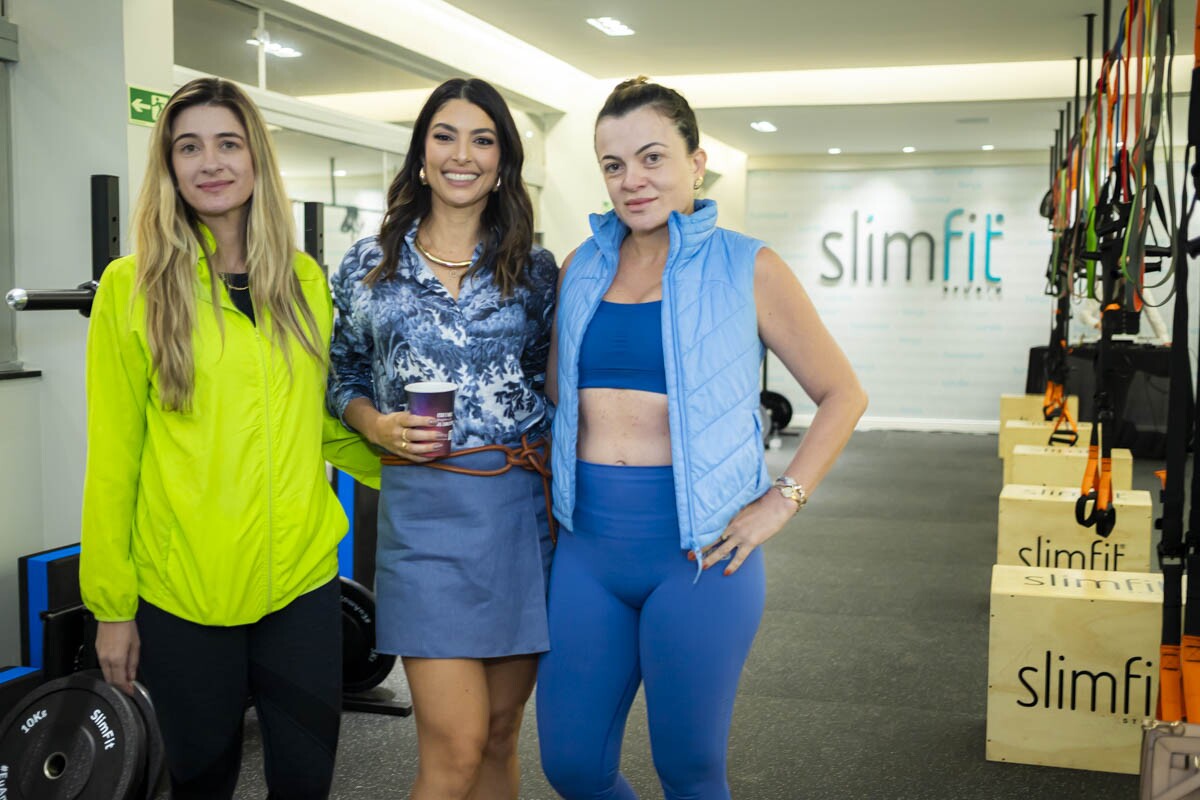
[438,0,1195,78]
[437,0,1196,158]
[181,0,1198,159]
[697,96,1193,157]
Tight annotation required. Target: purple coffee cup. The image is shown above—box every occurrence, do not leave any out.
[405,381,457,458]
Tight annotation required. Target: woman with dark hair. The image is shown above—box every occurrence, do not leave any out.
[536,77,867,799]
[328,77,556,800]
[81,76,380,799]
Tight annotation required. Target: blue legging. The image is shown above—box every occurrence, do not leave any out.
[537,461,766,800]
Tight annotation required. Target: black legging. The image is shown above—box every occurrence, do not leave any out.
[136,577,342,800]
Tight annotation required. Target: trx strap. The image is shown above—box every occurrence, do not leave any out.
[1077,0,1176,537]
[1156,0,1199,723]
[1043,71,1087,442]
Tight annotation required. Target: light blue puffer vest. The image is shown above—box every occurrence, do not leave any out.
[551,199,771,556]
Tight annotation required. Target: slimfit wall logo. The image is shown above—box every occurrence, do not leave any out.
[819,209,1004,294]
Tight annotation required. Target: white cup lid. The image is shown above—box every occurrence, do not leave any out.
[404,381,458,393]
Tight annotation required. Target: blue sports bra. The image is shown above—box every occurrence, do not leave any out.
[577,300,667,395]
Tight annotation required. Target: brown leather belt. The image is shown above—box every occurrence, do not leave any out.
[381,435,555,544]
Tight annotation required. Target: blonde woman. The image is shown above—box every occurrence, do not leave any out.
[80,77,378,800]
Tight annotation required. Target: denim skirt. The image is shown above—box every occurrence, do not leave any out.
[375,449,553,658]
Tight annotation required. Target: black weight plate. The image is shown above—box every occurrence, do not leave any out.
[129,682,165,800]
[0,669,44,722]
[0,672,145,800]
[340,577,395,695]
[760,390,793,431]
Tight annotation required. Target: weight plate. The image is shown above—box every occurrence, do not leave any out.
[760,390,793,432]
[128,682,165,800]
[0,671,146,800]
[340,578,396,695]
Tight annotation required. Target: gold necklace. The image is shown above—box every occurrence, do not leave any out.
[414,237,474,269]
[219,272,251,292]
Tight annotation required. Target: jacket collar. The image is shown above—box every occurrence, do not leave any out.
[194,223,218,284]
[587,198,719,264]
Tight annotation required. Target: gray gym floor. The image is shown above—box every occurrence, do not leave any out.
[230,430,1150,798]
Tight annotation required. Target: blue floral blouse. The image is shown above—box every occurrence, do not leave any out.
[328,226,557,449]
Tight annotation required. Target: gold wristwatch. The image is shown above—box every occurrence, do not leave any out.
[773,476,808,511]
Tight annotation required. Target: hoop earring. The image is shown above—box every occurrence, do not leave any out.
[494,177,502,193]
[693,176,703,190]
[419,166,428,185]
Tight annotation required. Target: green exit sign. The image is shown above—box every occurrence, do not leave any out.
[128,86,170,126]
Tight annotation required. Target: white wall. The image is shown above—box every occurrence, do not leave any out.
[0,0,129,663]
[0,377,44,664]
[748,164,1051,431]
[701,133,748,234]
[123,0,174,213]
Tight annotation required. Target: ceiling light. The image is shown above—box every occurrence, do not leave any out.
[524,130,534,139]
[246,34,302,58]
[827,147,842,155]
[586,17,635,36]
[332,169,348,177]
[750,120,777,133]
[902,146,916,153]
[981,144,995,151]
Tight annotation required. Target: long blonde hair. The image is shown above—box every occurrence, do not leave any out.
[131,77,322,412]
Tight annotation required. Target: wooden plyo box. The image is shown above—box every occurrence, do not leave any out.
[997,485,1153,572]
[1000,393,1081,427]
[987,564,1165,774]
[1004,445,1134,489]
[998,420,1093,460]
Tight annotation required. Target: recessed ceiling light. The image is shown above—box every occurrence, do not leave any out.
[246,35,302,58]
[750,120,777,133]
[902,146,916,153]
[586,17,635,36]
[981,144,995,151]
[332,169,348,177]
[524,130,534,139]
[827,147,842,155]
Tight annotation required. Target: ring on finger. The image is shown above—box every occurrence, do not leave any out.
[400,428,409,443]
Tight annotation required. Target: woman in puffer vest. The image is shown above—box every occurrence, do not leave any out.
[537,77,868,800]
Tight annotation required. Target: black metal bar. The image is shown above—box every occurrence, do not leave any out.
[1057,112,1064,166]
[1102,0,1111,58]
[6,288,96,312]
[1075,57,1083,145]
[89,175,120,283]
[1085,14,1096,106]
[303,201,325,276]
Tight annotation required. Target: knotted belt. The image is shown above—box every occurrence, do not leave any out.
[381,435,556,544]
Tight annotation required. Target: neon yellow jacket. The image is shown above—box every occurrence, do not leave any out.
[80,242,380,626]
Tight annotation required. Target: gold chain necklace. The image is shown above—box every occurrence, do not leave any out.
[414,237,474,269]
[219,272,251,292]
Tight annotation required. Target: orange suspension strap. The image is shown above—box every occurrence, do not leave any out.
[1076,8,1130,540]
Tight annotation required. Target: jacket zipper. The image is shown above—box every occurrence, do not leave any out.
[661,216,695,548]
[253,324,274,613]
[569,245,615,519]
